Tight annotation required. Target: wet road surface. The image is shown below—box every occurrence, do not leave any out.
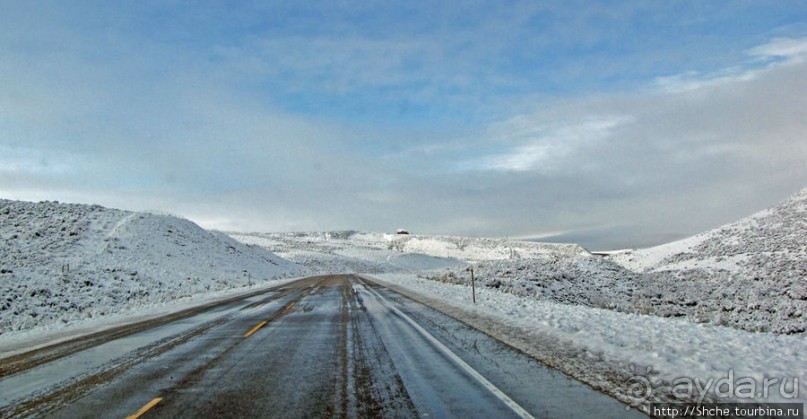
[0,275,644,418]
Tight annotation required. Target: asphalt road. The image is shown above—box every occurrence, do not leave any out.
[0,275,644,418]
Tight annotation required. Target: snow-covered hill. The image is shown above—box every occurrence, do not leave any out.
[0,199,307,335]
[602,188,807,333]
[608,187,806,279]
[365,232,587,262]
[437,189,806,334]
[228,230,581,274]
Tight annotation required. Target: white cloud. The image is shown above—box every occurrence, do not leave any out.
[655,36,807,93]
[431,36,807,247]
[1,2,805,250]
[477,116,633,172]
[654,68,758,94]
[749,37,807,62]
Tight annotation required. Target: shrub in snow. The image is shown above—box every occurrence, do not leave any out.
[0,199,307,335]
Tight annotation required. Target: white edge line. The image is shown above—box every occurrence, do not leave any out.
[361,283,535,419]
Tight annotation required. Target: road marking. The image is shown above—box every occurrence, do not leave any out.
[363,284,536,419]
[126,397,163,419]
[279,300,298,314]
[244,320,269,338]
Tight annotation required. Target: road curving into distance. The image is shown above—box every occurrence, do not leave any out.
[0,275,645,418]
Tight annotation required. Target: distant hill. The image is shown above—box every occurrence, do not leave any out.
[0,199,307,334]
[608,187,806,281]
[229,230,588,274]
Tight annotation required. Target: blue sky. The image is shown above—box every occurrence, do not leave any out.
[1,1,806,249]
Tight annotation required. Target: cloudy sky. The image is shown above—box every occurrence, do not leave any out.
[1,1,806,249]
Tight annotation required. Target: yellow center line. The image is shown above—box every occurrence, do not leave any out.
[244,320,269,338]
[126,397,163,419]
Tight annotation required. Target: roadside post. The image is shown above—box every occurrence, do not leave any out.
[466,266,475,304]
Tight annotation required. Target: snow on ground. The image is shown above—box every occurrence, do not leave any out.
[223,187,806,410]
[447,187,806,334]
[368,273,806,412]
[229,230,585,270]
[604,188,807,334]
[608,187,806,277]
[228,231,397,274]
[232,207,806,334]
[2,187,803,411]
[0,276,306,359]
[366,232,587,262]
[0,199,307,338]
[228,231,471,274]
[463,251,805,334]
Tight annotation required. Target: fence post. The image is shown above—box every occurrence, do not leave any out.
[467,266,476,304]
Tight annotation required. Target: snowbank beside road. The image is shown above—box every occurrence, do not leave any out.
[0,199,307,336]
[454,248,805,334]
[369,273,806,413]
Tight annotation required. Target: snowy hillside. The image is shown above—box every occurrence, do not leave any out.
[227,230,585,274]
[363,232,587,262]
[426,187,806,334]
[608,188,806,277]
[604,188,807,333]
[0,199,307,335]
[229,231,402,274]
[470,255,805,334]
[228,231,470,274]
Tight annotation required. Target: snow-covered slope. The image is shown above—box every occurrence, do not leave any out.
[608,187,806,278]
[459,189,806,334]
[363,232,586,262]
[228,231,580,274]
[599,189,807,333]
[229,231,401,274]
[0,199,307,335]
